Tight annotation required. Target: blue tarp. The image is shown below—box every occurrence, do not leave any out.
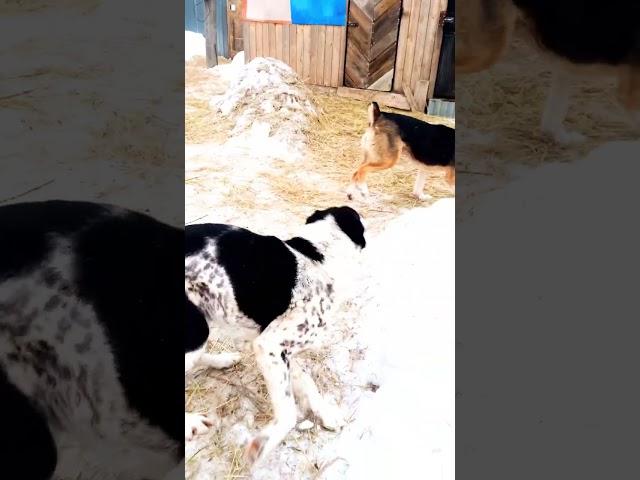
[290,0,347,26]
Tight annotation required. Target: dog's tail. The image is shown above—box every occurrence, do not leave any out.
[367,102,381,126]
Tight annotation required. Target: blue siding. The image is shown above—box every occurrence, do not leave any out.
[185,0,229,58]
[290,0,347,26]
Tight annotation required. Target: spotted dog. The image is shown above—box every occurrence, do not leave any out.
[347,102,455,201]
[0,200,184,480]
[458,0,640,144]
[184,206,366,466]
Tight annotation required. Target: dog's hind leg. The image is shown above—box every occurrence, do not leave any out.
[291,359,344,431]
[413,168,431,200]
[348,150,401,200]
[245,323,305,466]
[198,351,242,369]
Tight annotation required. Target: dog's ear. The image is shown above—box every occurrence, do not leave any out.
[368,102,381,125]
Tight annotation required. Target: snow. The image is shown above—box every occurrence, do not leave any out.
[322,199,456,480]
[185,31,206,60]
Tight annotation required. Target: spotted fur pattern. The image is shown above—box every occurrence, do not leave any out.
[184,206,366,466]
[0,200,183,480]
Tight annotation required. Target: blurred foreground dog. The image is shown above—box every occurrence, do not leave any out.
[0,200,183,480]
[347,102,455,201]
[457,0,640,144]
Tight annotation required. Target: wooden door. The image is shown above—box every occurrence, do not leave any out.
[344,0,403,91]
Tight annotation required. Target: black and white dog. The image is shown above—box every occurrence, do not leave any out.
[0,200,184,480]
[184,206,366,466]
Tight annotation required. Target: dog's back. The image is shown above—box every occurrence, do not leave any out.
[377,110,455,167]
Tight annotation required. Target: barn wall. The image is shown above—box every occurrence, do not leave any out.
[393,0,447,109]
[241,0,448,110]
[243,23,347,88]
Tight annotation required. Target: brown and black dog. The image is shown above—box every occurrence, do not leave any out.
[347,102,455,201]
[458,0,640,144]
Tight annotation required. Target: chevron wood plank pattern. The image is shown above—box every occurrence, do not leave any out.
[345,0,402,90]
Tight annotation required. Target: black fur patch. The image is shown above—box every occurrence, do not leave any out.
[306,206,366,249]
[185,296,210,353]
[185,223,232,257]
[0,200,112,282]
[285,237,325,263]
[0,369,57,480]
[380,111,455,167]
[195,226,298,331]
[67,203,184,447]
[512,0,640,65]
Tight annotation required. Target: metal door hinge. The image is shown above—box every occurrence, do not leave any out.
[439,11,454,26]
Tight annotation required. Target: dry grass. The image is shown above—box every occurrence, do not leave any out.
[185,56,237,144]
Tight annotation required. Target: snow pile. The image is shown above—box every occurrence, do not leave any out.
[318,199,455,480]
[208,57,318,158]
[185,31,206,60]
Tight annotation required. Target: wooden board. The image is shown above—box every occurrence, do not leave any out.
[296,25,305,76]
[344,0,403,90]
[323,27,334,87]
[392,0,412,91]
[317,27,326,86]
[337,86,411,110]
[331,26,342,87]
[268,23,276,58]
[289,25,297,68]
[275,24,283,61]
[302,25,312,82]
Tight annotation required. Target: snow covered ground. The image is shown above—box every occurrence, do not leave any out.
[326,199,455,480]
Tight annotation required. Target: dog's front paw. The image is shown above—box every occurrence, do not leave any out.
[346,183,369,201]
[185,413,215,440]
[414,191,433,201]
[542,125,587,145]
[206,351,242,369]
[244,433,268,466]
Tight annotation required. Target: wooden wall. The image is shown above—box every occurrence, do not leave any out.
[227,0,245,57]
[393,0,447,110]
[243,23,347,88]
[241,0,448,111]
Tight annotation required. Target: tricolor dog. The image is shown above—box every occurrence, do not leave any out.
[347,102,455,201]
[458,0,640,144]
[0,200,184,480]
[184,206,366,466]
